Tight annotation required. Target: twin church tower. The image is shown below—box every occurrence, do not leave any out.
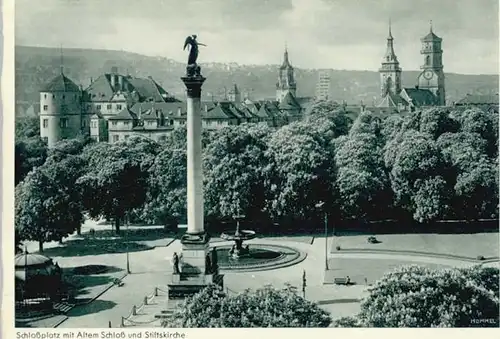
[379,22,446,107]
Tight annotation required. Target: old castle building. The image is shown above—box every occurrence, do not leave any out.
[39,71,83,146]
[39,48,311,146]
[378,23,446,111]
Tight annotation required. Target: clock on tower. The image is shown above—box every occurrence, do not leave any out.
[423,70,434,80]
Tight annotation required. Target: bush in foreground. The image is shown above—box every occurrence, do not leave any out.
[163,284,331,328]
[333,265,499,327]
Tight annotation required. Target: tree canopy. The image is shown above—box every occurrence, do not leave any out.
[164,284,332,328]
[334,265,499,327]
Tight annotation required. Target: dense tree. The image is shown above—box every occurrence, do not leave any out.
[454,159,498,220]
[381,114,404,141]
[15,155,85,252]
[204,124,271,220]
[78,137,158,233]
[334,265,499,327]
[436,132,498,219]
[15,137,48,185]
[411,176,450,223]
[305,100,352,137]
[164,284,332,328]
[15,116,40,140]
[265,121,337,221]
[47,136,93,161]
[390,131,452,221]
[451,107,496,157]
[418,107,459,140]
[140,148,187,225]
[349,111,383,138]
[335,131,391,220]
[437,132,487,172]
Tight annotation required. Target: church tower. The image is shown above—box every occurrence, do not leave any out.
[417,22,446,105]
[276,46,297,102]
[379,21,402,97]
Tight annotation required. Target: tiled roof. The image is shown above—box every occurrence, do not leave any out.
[455,94,499,105]
[402,88,436,106]
[84,73,179,103]
[41,73,80,92]
[205,104,237,120]
[295,96,315,110]
[279,92,301,109]
[141,108,160,120]
[257,101,281,118]
[422,31,441,42]
[130,102,186,118]
[84,75,115,102]
[243,102,261,114]
[108,107,137,120]
[127,76,167,102]
[377,92,407,108]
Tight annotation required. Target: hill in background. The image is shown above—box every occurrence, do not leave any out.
[15,45,499,117]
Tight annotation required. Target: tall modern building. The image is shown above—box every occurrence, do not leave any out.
[315,71,331,101]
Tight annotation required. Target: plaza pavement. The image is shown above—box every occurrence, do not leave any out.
[22,219,497,328]
[54,235,492,328]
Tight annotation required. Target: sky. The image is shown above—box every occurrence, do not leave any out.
[15,0,499,74]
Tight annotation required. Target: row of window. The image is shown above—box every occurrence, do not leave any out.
[112,134,168,142]
[41,118,92,129]
[94,104,122,111]
[43,94,78,100]
[42,118,68,128]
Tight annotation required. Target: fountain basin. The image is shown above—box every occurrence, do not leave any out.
[211,244,306,272]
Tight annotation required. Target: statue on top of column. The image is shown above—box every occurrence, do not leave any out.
[183,35,206,77]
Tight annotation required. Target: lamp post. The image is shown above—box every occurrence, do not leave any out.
[126,213,130,274]
[302,270,307,299]
[315,202,328,270]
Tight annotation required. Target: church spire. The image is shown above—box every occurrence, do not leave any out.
[430,19,433,33]
[60,45,64,75]
[281,42,292,68]
[388,18,393,39]
[384,20,397,62]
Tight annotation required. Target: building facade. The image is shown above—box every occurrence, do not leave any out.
[39,48,314,146]
[39,72,83,147]
[315,71,331,101]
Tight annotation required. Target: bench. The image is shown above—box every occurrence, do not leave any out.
[334,277,349,285]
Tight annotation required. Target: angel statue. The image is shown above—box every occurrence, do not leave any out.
[184,34,206,67]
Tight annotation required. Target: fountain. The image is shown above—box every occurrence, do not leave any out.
[220,215,256,259]
[215,214,306,272]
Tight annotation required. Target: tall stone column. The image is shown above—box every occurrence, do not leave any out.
[179,74,209,276]
[182,76,206,236]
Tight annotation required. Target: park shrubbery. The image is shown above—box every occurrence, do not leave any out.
[15,103,499,250]
[163,284,332,328]
[333,265,499,327]
[161,265,499,328]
